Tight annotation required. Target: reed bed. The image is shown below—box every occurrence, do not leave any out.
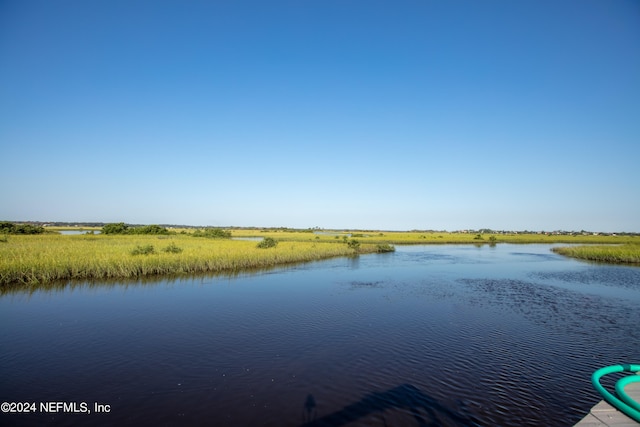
[0,234,380,286]
[551,244,640,264]
[2,231,637,287]
[231,229,637,245]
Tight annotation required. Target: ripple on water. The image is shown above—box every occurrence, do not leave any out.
[458,278,640,343]
[535,265,640,291]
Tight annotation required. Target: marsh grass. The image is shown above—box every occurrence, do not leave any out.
[551,244,640,264]
[231,229,637,245]
[3,230,637,287]
[0,234,382,286]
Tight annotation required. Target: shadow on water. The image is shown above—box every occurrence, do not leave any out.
[300,384,477,427]
[303,393,318,423]
[349,255,361,270]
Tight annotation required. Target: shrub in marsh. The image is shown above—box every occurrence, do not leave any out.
[375,244,395,253]
[0,233,8,243]
[347,239,361,253]
[102,222,129,234]
[0,222,13,234]
[0,221,45,234]
[130,224,169,235]
[19,224,45,234]
[130,245,155,255]
[162,242,183,253]
[192,228,232,239]
[256,237,278,249]
[102,223,169,235]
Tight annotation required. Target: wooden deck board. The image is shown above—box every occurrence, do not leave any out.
[574,377,640,426]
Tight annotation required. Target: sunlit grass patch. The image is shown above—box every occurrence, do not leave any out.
[2,230,636,287]
[0,234,382,286]
[551,244,640,264]
[231,229,637,245]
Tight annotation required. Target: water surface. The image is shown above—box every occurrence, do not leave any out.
[1,244,639,426]
[57,230,101,235]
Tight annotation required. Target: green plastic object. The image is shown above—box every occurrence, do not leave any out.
[591,364,640,423]
[616,374,640,413]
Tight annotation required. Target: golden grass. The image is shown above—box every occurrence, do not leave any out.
[231,229,638,245]
[551,244,640,264]
[0,234,379,286]
[2,230,637,287]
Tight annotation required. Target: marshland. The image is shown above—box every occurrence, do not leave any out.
[2,222,639,427]
[1,223,638,287]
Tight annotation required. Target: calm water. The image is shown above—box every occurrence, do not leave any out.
[57,230,101,235]
[1,244,639,426]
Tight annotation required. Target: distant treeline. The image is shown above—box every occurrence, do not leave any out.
[4,221,639,236]
[0,221,45,234]
[43,221,106,228]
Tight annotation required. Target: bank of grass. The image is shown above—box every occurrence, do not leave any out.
[231,229,637,245]
[0,234,382,286]
[551,244,640,264]
[3,230,638,287]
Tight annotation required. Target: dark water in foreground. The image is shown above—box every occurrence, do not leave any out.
[1,244,639,426]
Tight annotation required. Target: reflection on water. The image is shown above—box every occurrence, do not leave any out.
[1,244,639,427]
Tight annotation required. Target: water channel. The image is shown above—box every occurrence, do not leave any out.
[1,244,639,426]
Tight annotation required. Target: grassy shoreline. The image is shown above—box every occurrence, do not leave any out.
[1,230,638,287]
[231,229,638,245]
[0,234,385,287]
[551,244,640,264]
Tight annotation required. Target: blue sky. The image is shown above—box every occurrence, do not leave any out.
[1,0,639,231]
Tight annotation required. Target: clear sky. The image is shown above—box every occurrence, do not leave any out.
[1,0,639,231]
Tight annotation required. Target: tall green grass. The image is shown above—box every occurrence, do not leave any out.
[231,229,637,245]
[0,234,383,286]
[551,244,640,264]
